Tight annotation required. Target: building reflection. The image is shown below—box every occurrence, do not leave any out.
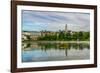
[22,42,90,57]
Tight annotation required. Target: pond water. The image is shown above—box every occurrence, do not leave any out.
[22,42,90,62]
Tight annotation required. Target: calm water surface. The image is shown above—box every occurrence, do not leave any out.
[22,42,90,62]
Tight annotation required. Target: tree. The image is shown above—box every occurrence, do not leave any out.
[77,31,83,41]
[71,32,78,40]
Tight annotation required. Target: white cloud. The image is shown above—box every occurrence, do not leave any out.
[22,10,90,31]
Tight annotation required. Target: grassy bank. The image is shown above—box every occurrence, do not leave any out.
[23,41,90,44]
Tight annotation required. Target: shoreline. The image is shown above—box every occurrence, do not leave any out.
[23,41,90,43]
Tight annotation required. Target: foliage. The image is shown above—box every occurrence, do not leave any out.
[37,31,90,41]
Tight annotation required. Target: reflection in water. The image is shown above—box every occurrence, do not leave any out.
[22,42,90,62]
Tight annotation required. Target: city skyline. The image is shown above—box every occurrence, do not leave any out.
[22,10,90,32]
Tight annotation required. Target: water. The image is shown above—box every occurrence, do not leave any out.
[22,42,90,62]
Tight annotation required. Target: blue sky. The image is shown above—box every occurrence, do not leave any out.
[22,10,90,31]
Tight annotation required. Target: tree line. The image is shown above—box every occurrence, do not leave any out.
[38,31,90,41]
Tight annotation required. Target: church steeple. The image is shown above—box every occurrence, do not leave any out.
[65,24,67,32]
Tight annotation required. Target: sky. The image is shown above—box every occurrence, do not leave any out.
[22,10,90,32]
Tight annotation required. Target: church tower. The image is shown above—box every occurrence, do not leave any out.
[65,24,67,32]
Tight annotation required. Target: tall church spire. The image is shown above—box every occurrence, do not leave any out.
[65,24,67,32]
